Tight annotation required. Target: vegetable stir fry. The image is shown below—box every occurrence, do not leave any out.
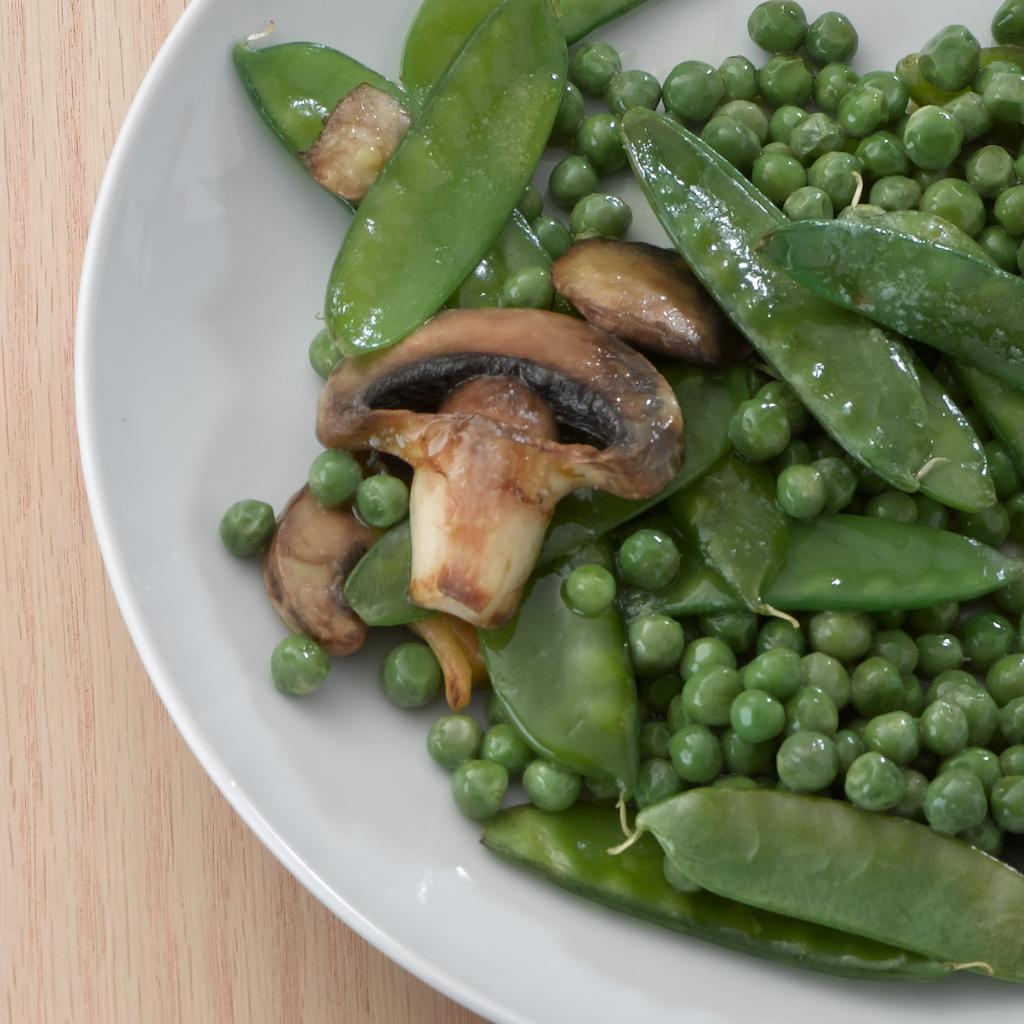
[223,0,1024,982]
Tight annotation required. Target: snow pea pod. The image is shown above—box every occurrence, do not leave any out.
[400,0,651,100]
[479,546,638,795]
[541,363,748,565]
[622,109,930,492]
[637,788,1024,982]
[670,455,789,618]
[483,804,949,981]
[343,521,430,627]
[956,363,1024,478]
[764,219,1024,391]
[325,0,566,355]
[621,514,1024,619]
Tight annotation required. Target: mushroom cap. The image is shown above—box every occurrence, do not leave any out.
[316,307,683,500]
[552,238,745,364]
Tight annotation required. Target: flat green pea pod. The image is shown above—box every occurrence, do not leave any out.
[637,788,1024,982]
[483,804,950,981]
[956,363,1024,477]
[670,454,790,620]
[541,363,749,565]
[325,0,567,355]
[621,109,930,492]
[763,218,1024,391]
[343,521,430,627]
[479,546,638,795]
[898,45,1024,106]
[621,514,1024,619]
[401,0,650,99]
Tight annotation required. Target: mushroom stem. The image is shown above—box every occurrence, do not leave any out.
[408,613,487,709]
[407,376,571,627]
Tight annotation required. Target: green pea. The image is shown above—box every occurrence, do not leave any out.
[719,55,759,101]
[985,440,1022,500]
[381,642,440,708]
[977,60,1023,95]
[308,328,343,379]
[994,0,1024,45]
[670,722,724,783]
[834,728,866,774]
[863,710,920,766]
[728,398,791,462]
[996,581,1024,618]
[956,503,1011,547]
[743,647,803,700]
[851,657,904,718]
[915,633,964,678]
[920,698,971,757]
[925,769,988,835]
[942,92,993,144]
[788,113,844,166]
[941,747,1004,795]
[812,457,857,512]
[809,610,873,662]
[639,720,672,760]
[480,723,532,773]
[800,652,851,710]
[920,178,986,238]
[564,564,616,616]
[663,60,726,121]
[501,265,554,309]
[774,463,826,520]
[770,105,808,144]
[698,611,758,654]
[356,473,408,528]
[682,665,744,728]
[667,693,690,733]
[867,175,920,211]
[427,714,482,769]
[629,615,687,676]
[635,757,684,809]
[978,224,1021,272]
[918,24,981,92]
[965,145,1017,200]
[855,132,909,178]
[731,688,786,743]
[720,728,776,775]
[837,84,888,139]
[860,70,908,124]
[908,602,960,635]
[748,1,807,52]
[452,759,508,819]
[903,105,964,171]
[517,183,543,222]
[785,684,839,736]
[569,41,621,97]
[1002,745,1024,775]
[893,768,929,821]
[869,630,919,676]
[576,113,626,174]
[550,81,584,142]
[701,116,762,172]
[805,12,857,65]
[1001,697,1024,744]
[783,185,834,221]
[715,100,770,143]
[605,69,661,115]
[756,619,806,657]
[523,759,580,812]
[529,216,571,262]
[962,816,1006,856]
[931,672,1001,747]
[617,529,680,590]
[270,633,330,696]
[680,636,736,679]
[814,63,859,114]
[776,731,838,792]
[987,653,1024,707]
[900,674,926,716]
[983,71,1024,123]
[961,612,1015,668]
[864,490,918,524]
[570,192,632,240]
[845,751,906,811]
[807,151,862,210]
[549,155,600,210]
[219,499,275,557]
[758,55,814,108]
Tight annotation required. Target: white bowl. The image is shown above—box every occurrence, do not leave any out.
[77,1,1022,1020]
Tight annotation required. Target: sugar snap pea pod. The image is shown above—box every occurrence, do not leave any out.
[637,788,1024,982]
[670,454,789,619]
[913,358,995,514]
[479,546,638,795]
[541,363,748,565]
[483,804,950,981]
[764,218,1024,391]
[325,0,566,355]
[400,0,650,99]
[343,521,430,627]
[622,109,930,492]
[956,363,1024,477]
[623,514,1024,618]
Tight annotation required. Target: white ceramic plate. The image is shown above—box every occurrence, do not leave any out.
[78,1,1022,1020]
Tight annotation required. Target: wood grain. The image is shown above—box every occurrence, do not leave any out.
[1,2,486,1020]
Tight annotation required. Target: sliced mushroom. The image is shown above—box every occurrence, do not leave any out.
[263,486,379,655]
[304,84,411,203]
[317,307,683,627]
[552,238,744,364]
[408,613,488,710]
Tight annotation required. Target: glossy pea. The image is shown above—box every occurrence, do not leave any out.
[569,41,620,96]
[618,529,680,590]
[532,215,573,260]
[966,145,1017,200]
[785,685,839,736]
[924,770,987,835]
[680,636,736,679]
[992,775,1024,832]
[635,758,684,809]
[219,499,276,557]
[805,12,857,65]
[576,113,626,174]
[518,183,543,222]
[783,186,834,221]
[549,155,600,209]
[728,399,790,462]
[961,612,1015,668]
[629,615,687,676]
[309,328,344,379]
[731,689,785,743]
[844,751,906,810]
[978,225,1021,273]
[788,113,844,165]
[903,105,963,171]
[523,759,580,812]
[1010,493,1024,542]
[920,698,971,758]
[975,60,1023,95]
[942,92,992,143]
[860,71,908,124]
[682,665,744,727]
[996,184,1024,237]
[851,657,904,718]
[865,491,917,525]
[701,116,762,173]
[983,72,1024,123]
[808,151,862,210]
[570,192,632,239]
[994,1,1024,45]
[564,563,616,616]
[941,747,1004,795]
[863,711,920,766]
[663,61,725,121]
[1001,697,1024,744]
[812,458,857,512]
[915,634,963,677]
[756,619,806,656]
[550,80,584,142]
[428,714,483,768]
[356,473,408,528]
[452,759,508,819]
[667,694,690,733]
[837,84,888,139]
[987,653,1024,706]
[481,723,532,773]
[835,728,866,774]
[920,179,986,238]
[669,723,723,783]
[931,673,1001,747]
[715,100,769,144]
[814,63,859,114]
[895,768,929,821]
[800,652,850,710]
[777,731,838,792]
[918,24,981,92]
[743,647,803,700]
[271,634,330,696]
[747,1,807,52]
[381,642,441,708]
[996,580,1024,617]
[985,440,1022,500]
[769,105,808,144]
[868,175,921,211]
[809,611,873,662]
[758,55,814,108]
[719,55,758,101]
[605,70,660,115]
[855,132,908,178]
[870,630,919,676]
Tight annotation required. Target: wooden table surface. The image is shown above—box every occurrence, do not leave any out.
[3,2,486,1020]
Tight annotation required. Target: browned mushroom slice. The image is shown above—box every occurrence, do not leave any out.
[303,83,411,203]
[263,486,379,655]
[317,307,683,627]
[552,238,743,364]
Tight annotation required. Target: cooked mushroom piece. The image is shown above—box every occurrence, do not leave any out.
[303,83,411,203]
[552,238,744,364]
[408,613,488,710]
[316,307,683,627]
[263,486,379,655]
